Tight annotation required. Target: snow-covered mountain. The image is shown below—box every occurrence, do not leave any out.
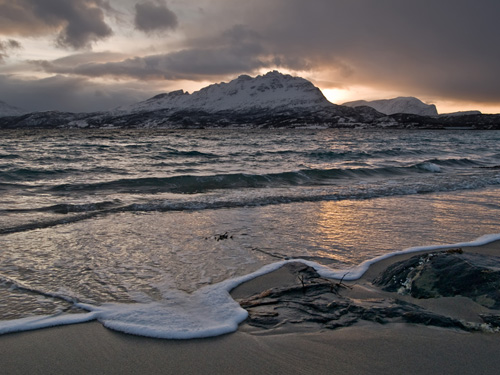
[117,71,333,114]
[343,97,438,116]
[0,100,26,117]
[1,72,498,129]
[0,71,384,129]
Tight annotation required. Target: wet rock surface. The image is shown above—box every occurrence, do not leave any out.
[373,249,500,309]
[237,258,500,333]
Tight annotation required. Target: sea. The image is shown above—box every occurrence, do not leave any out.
[1,127,499,338]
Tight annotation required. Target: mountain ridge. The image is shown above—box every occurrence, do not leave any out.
[342,97,438,116]
[116,71,335,114]
[0,100,27,117]
[0,71,499,129]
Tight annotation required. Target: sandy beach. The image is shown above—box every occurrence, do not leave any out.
[1,241,500,375]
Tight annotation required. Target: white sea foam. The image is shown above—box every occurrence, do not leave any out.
[317,232,500,281]
[418,162,441,173]
[0,311,99,335]
[1,233,500,339]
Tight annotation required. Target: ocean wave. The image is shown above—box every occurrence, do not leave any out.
[151,149,220,159]
[0,181,30,190]
[0,168,78,181]
[3,173,499,235]
[415,162,442,173]
[0,166,129,182]
[306,148,427,160]
[0,201,118,215]
[0,153,20,160]
[45,164,447,194]
[425,158,482,167]
[413,158,485,173]
[121,174,500,213]
[248,148,428,161]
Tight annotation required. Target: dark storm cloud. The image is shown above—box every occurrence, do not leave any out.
[30,51,128,70]
[0,0,113,49]
[3,0,500,111]
[125,0,497,104]
[134,1,178,33]
[32,25,270,80]
[0,39,22,63]
[0,74,150,112]
[39,47,265,80]
[239,0,500,103]
[29,0,500,103]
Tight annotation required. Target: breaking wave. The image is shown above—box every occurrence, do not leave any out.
[2,170,499,235]
[44,162,453,195]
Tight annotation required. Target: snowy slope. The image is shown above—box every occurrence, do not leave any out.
[343,97,438,116]
[0,100,26,117]
[119,71,333,114]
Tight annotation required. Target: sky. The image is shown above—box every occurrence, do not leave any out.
[0,0,499,114]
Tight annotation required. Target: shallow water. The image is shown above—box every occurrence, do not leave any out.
[1,128,499,337]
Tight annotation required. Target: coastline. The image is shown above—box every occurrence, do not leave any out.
[1,241,500,374]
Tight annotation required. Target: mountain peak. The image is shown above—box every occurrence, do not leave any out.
[261,70,292,80]
[343,96,438,116]
[122,71,332,114]
[0,100,27,117]
[236,74,252,81]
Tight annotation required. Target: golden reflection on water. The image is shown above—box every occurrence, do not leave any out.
[308,190,500,265]
[1,189,498,305]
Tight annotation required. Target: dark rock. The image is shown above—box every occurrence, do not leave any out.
[402,311,468,330]
[237,253,500,333]
[236,263,484,332]
[480,314,500,328]
[239,278,474,331]
[373,251,500,308]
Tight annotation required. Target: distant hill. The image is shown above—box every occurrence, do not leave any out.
[343,97,438,116]
[438,110,482,117]
[0,100,27,117]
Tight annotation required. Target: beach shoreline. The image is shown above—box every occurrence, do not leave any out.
[1,241,500,374]
[2,320,500,375]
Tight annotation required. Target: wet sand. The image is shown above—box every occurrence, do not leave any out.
[1,242,500,374]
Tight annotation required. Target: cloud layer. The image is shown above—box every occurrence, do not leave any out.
[1,0,499,112]
[134,0,178,33]
[32,25,268,81]
[235,0,500,103]
[0,39,22,63]
[0,74,157,112]
[0,0,113,49]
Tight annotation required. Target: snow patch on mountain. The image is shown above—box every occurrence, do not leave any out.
[343,97,438,116]
[117,71,333,114]
[0,100,27,117]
